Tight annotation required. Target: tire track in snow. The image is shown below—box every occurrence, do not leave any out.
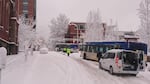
[57,52,93,84]
[70,55,150,84]
[70,57,122,84]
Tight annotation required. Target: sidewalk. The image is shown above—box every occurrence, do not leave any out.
[2,51,37,84]
[6,52,25,67]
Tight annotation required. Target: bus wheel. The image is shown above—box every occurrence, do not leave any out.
[83,53,86,59]
[131,74,137,76]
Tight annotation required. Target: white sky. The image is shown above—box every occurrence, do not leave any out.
[37,0,142,39]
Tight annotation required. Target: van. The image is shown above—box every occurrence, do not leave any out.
[99,49,145,76]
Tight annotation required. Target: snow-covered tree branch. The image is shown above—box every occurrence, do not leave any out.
[137,0,150,50]
[84,9,102,42]
[84,9,117,42]
[18,15,36,51]
[48,14,69,50]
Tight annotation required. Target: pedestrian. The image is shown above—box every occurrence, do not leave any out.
[97,52,102,61]
[66,48,71,56]
[63,47,67,53]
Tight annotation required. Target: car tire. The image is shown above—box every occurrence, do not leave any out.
[109,67,114,75]
[83,53,86,59]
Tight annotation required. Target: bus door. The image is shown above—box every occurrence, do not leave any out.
[137,50,146,71]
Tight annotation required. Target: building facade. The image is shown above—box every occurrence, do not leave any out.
[65,22,86,43]
[17,0,36,19]
[0,0,36,54]
[0,0,19,54]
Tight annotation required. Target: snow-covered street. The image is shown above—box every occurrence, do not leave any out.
[2,51,150,84]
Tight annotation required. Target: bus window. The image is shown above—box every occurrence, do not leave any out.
[83,45,85,51]
[84,45,87,51]
[95,46,99,52]
[103,46,106,52]
[89,45,95,53]
[91,46,94,52]
[99,47,103,53]
[114,45,120,49]
[106,47,109,51]
[88,46,90,52]
[93,46,97,53]
[87,46,90,52]
[89,46,93,52]
[79,45,82,51]
[108,46,113,50]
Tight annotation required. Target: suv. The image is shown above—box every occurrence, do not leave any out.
[99,49,143,76]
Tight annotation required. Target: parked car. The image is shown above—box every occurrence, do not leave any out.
[40,47,48,54]
[99,49,145,76]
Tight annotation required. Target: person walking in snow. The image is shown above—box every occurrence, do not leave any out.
[97,52,102,61]
[66,48,71,56]
[63,47,67,53]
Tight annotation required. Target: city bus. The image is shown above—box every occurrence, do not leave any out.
[80,41,147,62]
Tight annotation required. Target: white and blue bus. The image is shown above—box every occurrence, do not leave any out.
[80,41,147,62]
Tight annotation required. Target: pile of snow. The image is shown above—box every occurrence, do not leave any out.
[0,47,7,69]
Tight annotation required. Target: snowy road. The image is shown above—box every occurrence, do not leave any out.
[2,51,150,84]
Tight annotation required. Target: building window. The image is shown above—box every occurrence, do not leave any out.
[23,4,28,10]
[79,25,85,30]
[75,24,85,30]
[23,0,28,2]
[23,10,28,13]
[24,14,28,18]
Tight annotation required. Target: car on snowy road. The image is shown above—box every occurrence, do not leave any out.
[99,49,146,76]
[40,47,48,54]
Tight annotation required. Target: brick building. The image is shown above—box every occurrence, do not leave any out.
[17,0,36,19]
[0,0,19,54]
[65,22,86,43]
[0,0,36,54]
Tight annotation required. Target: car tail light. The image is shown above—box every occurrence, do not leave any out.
[115,56,119,64]
[115,56,121,68]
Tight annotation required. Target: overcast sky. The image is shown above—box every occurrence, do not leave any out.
[37,0,142,39]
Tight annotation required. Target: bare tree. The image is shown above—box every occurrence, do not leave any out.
[48,14,69,50]
[104,23,117,41]
[85,9,117,42]
[18,15,36,52]
[138,0,150,50]
[84,9,103,42]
